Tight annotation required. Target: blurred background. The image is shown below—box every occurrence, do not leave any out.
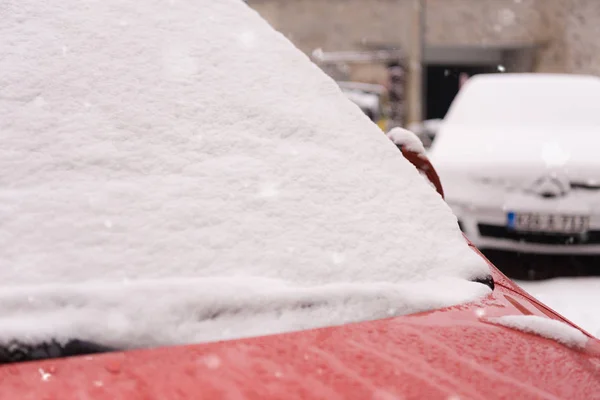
[246,0,600,335]
[247,0,598,133]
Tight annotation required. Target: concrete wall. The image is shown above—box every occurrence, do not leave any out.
[425,0,548,47]
[250,0,600,74]
[248,0,413,54]
[537,0,600,75]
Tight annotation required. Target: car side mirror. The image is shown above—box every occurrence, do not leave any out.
[387,128,445,198]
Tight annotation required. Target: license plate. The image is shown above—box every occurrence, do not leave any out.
[507,212,589,234]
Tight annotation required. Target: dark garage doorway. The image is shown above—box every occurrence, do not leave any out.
[425,65,497,120]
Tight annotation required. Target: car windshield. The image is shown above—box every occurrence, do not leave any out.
[444,74,600,130]
[0,0,489,357]
[430,75,600,168]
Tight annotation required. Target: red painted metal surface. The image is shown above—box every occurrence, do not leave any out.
[1,276,598,400]
[468,238,597,338]
[401,148,445,198]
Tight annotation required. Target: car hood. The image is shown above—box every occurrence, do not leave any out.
[430,127,600,207]
[431,126,600,172]
[1,279,598,400]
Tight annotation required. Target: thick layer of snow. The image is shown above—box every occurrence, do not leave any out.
[488,315,589,349]
[430,74,600,166]
[518,278,600,338]
[0,0,488,347]
[0,277,489,349]
[387,128,427,155]
[442,74,600,128]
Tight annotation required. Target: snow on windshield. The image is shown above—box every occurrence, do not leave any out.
[444,74,600,129]
[430,74,600,170]
[0,0,489,349]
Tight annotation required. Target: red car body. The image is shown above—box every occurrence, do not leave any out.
[1,153,599,400]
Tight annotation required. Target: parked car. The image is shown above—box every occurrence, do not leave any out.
[0,3,598,400]
[338,81,389,130]
[429,74,600,267]
[340,84,381,121]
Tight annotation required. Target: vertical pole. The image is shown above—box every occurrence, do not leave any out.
[407,0,424,125]
[420,0,427,121]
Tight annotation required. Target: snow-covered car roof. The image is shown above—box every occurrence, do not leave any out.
[0,0,489,350]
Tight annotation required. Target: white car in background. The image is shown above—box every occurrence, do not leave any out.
[429,74,600,260]
[338,81,385,122]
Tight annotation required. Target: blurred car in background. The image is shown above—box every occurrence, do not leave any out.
[339,82,382,121]
[338,81,389,130]
[429,74,600,273]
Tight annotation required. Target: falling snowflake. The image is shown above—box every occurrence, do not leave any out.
[162,46,199,81]
[498,8,516,26]
[331,252,346,265]
[32,96,46,108]
[239,31,256,48]
[541,141,570,167]
[258,183,279,198]
[200,354,222,370]
[38,368,51,382]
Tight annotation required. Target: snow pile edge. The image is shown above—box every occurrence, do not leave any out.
[0,278,490,349]
[488,315,588,349]
[387,127,427,155]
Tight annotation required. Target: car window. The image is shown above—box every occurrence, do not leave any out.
[444,75,600,129]
[0,0,489,355]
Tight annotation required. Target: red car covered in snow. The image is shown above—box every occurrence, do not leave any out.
[0,1,598,399]
[2,146,598,399]
[2,258,599,399]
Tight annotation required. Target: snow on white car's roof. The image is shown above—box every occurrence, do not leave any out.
[0,0,489,349]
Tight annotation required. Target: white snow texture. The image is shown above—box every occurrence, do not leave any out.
[387,127,427,155]
[488,315,589,349]
[518,278,600,339]
[0,0,489,347]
